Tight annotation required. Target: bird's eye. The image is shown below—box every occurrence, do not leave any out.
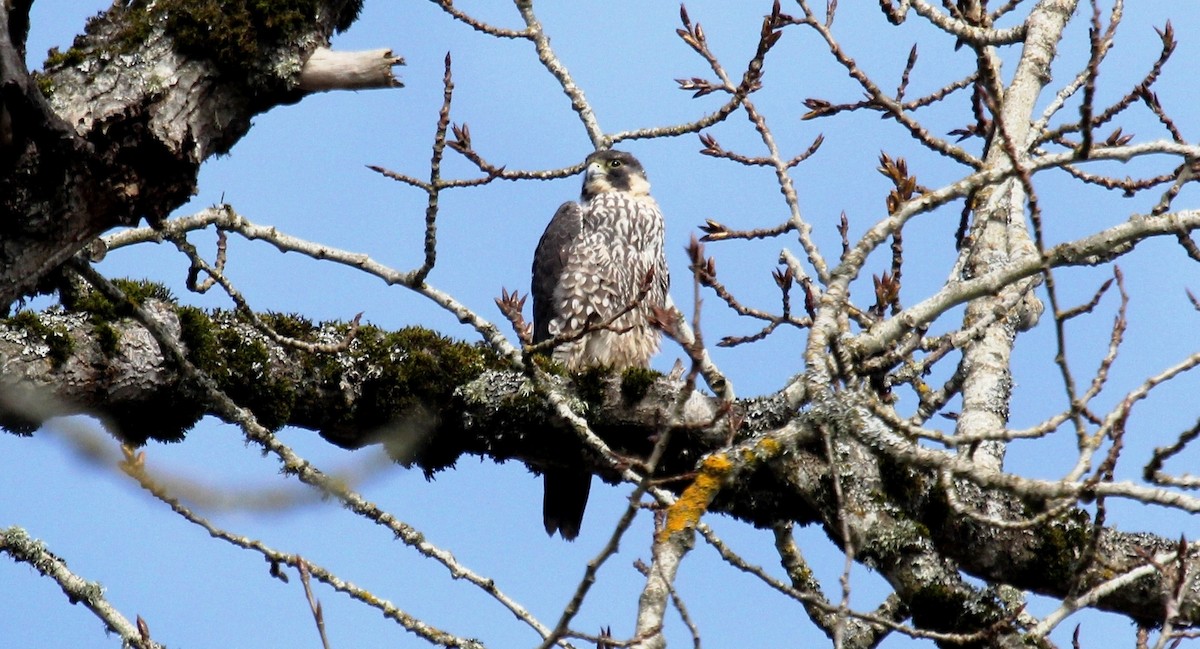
[608,159,623,168]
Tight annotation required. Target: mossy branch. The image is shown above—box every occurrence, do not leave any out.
[3,294,1200,629]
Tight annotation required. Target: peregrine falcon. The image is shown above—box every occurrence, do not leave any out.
[532,149,669,540]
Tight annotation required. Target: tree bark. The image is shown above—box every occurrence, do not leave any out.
[0,0,386,309]
[2,300,1197,633]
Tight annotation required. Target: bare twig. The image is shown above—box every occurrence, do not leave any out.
[1,526,168,649]
[297,559,332,649]
[71,261,551,645]
[117,446,483,648]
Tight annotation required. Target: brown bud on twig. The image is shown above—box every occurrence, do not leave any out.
[801,98,834,120]
[757,15,783,53]
[872,271,901,317]
[802,278,818,319]
[1103,127,1133,147]
[686,234,716,283]
[775,265,794,318]
[1156,21,1177,53]
[772,266,793,291]
[698,218,730,242]
[698,132,723,157]
[838,211,851,260]
[1186,288,1200,312]
[878,152,919,214]
[137,616,152,647]
[639,267,656,294]
[676,77,720,98]
[648,304,679,334]
[767,0,797,28]
[269,559,289,582]
[449,122,472,153]
[676,5,708,54]
[948,120,991,142]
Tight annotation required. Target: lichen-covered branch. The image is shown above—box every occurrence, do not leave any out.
[9,1,1200,646]
[0,526,167,649]
[6,278,1200,633]
[0,0,395,309]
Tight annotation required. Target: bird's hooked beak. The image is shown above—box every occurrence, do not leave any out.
[581,160,613,199]
[584,160,605,182]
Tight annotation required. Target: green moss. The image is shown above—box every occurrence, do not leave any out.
[355,326,499,418]
[177,306,220,372]
[152,312,475,445]
[0,412,39,435]
[43,0,361,89]
[214,324,294,431]
[180,318,505,440]
[9,310,39,329]
[9,311,74,368]
[117,278,175,303]
[94,321,121,358]
[878,455,930,510]
[59,279,173,360]
[64,287,114,319]
[33,72,54,98]
[47,328,75,370]
[1026,509,1093,585]
[105,386,205,445]
[571,366,610,409]
[319,325,502,465]
[164,0,295,72]
[115,0,363,77]
[905,581,1008,647]
[531,352,566,376]
[44,0,364,90]
[262,312,316,341]
[104,305,288,443]
[907,582,973,624]
[331,0,363,31]
[619,366,661,402]
[43,8,124,70]
[537,364,661,412]
[64,279,174,321]
[43,45,86,69]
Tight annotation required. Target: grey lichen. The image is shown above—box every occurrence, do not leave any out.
[5,310,75,368]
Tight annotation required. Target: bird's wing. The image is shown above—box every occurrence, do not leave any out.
[532,201,583,344]
[533,201,595,540]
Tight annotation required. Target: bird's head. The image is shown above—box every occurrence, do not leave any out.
[581,150,650,200]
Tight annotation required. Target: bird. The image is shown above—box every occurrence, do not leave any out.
[531,149,669,540]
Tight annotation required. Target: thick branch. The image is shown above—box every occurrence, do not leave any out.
[298,47,404,92]
[0,1,387,310]
[3,302,1199,631]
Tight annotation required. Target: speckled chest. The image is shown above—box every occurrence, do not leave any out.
[578,193,665,274]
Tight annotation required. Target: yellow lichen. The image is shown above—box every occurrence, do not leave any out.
[657,453,734,543]
[756,436,782,457]
[739,435,782,464]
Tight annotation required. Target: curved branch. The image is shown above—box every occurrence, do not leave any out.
[514,0,605,148]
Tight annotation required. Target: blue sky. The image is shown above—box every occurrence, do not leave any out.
[5,2,1200,647]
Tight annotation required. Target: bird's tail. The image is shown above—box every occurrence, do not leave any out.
[543,467,592,541]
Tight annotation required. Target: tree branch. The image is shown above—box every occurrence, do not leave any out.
[0,1,396,310]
